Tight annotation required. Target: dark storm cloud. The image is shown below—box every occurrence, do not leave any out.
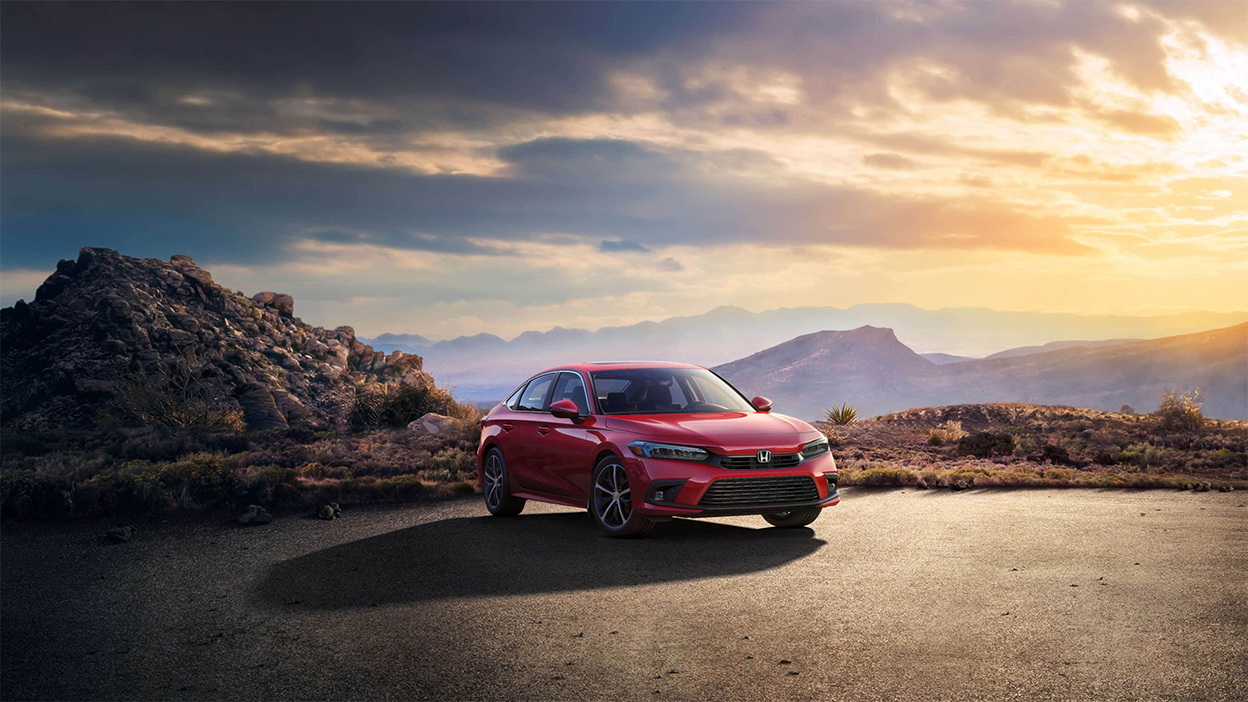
[0,1,1229,271]
[0,127,1093,269]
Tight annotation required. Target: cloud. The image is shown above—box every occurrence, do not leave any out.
[599,240,651,253]
[657,257,685,272]
[863,153,920,170]
[1095,109,1181,138]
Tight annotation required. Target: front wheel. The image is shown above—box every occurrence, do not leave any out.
[762,509,821,528]
[483,448,525,517]
[590,456,654,537]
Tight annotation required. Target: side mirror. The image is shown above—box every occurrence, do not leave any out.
[550,399,585,422]
[752,396,773,413]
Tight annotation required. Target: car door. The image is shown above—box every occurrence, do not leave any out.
[531,371,598,499]
[507,372,559,493]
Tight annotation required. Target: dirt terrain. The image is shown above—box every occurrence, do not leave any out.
[3,490,1245,701]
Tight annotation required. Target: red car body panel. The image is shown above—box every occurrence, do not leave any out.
[477,362,840,518]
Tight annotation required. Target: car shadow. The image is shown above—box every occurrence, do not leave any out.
[255,512,823,609]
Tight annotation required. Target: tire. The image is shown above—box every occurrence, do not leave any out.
[482,448,525,517]
[589,455,654,537]
[762,508,821,528]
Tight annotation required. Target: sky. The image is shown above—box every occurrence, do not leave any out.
[2,1,1246,340]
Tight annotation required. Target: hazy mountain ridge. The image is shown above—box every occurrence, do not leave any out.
[713,323,1248,422]
[364,304,1248,402]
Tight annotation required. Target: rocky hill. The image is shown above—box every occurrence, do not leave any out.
[714,323,1248,421]
[0,247,430,431]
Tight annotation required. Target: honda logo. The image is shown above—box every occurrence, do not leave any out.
[756,450,772,463]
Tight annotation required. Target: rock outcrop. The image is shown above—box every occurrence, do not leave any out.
[0,247,432,431]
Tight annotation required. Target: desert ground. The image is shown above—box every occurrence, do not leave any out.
[3,490,1245,701]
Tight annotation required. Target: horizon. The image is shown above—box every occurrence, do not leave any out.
[3,2,1247,339]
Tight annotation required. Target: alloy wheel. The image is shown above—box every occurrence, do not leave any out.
[593,461,632,529]
[484,453,505,509]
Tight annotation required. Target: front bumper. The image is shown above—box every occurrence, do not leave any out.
[626,451,840,517]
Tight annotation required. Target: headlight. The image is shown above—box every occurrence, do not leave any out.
[802,437,830,457]
[628,441,709,461]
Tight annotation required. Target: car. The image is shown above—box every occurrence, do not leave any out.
[477,362,839,537]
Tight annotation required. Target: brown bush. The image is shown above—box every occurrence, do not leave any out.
[1155,389,1205,432]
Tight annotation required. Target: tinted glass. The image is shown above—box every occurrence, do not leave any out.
[589,368,755,414]
[517,374,556,412]
[551,372,590,414]
[504,385,525,409]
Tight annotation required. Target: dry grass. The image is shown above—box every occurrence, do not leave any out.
[822,402,1248,490]
[1,418,484,519]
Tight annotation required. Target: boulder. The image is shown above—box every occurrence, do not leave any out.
[407,413,461,436]
[105,523,138,543]
[251,291,294,317]
[238,504,273,526]
[317,502,343,520]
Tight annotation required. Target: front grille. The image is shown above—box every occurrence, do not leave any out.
[698,475,819,507]
[719,453,802,469]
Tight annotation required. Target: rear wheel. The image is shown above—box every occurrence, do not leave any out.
[762,508,821,528]
[590,456,654,537]
[483,449,525,517]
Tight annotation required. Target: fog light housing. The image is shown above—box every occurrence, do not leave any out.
[647,480,687,505]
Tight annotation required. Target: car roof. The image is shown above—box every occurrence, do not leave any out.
[535,361,705,375]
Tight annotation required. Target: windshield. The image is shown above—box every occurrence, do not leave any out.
[589,368,756,415]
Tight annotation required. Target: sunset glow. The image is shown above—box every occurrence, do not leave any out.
[2,2,1245,338]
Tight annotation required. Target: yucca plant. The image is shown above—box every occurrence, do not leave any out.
[825,403,859,426]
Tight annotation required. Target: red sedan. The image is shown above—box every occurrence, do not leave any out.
[477,362,839,537]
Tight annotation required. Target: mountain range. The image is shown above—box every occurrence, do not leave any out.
[363,304,1248,403]
[713,324,1248,421]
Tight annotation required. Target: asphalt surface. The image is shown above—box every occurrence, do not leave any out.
[2,489,1246,701]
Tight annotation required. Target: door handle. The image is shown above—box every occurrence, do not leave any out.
[501,423,514,432]
[537,426,551,435]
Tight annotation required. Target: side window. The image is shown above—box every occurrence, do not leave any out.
[551,372,590,414]
[516,374,556,412]
[504,384,525,410]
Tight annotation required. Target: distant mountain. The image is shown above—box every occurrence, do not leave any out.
[713,323,1248,422]
[983,338,1139,360]
[366,332,432,347]
[921,352,975,365]
[365,303,1248,403]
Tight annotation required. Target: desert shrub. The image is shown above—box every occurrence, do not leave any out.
[451,480,478,495]
[117,429,248,462]
[75,461,175,515]
[76,454,248,514]
[111,351,245,431]
[298,462,348,480]
[956,432,1016,458]
[1041,444,1072,465]
[1043,467,1075,482]
[0,469,73,519]
[825,403,859,426]
[1120,405,1136,415]
[821,428,847,446]
[1209,448,1247,467]
[242,465,300,504]
[1093,451,1118,466]
[1155,389,1205,432]
[1117,443,1165,470]
[850,465,917,486]
[350,382,474,430]
[926,420,966,446]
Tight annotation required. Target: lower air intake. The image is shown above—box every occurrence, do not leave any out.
[698,475,819,507]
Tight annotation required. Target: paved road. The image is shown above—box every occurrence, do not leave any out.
[3,489,1246,701]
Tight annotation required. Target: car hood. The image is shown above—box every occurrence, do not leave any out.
[603,412,821,453]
